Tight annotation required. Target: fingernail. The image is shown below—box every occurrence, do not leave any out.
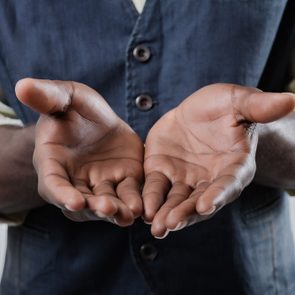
[141,216,152,225]
[154,230,169,240]
[94,211,108,219]
[198,205,216,216]
[169,221,187,232]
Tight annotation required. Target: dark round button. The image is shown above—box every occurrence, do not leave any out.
[133,45,151,62]
[140,243,158,261]
[135,94,153,111]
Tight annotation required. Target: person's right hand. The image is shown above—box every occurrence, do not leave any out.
[16,78,144,226]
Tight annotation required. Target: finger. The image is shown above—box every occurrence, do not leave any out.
[151,182,192,239]
[142,171,171,223]
[195,155,255,215]
[165,181,210,231]
[15,78,73,114]
[35,157,86,211]
[116,177,143,218]
[88,181,118,216]
[72,178,93,195]
[87,181,134,226]
[233,86,295,123]
[195,174,243,215]
[15,78,118,128]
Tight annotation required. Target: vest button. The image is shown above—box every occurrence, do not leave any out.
[133,45,151,62]
[140,243,158,261]
[135,94,153,111]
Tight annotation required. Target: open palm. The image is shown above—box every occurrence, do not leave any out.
[16,78,143,226]
[143,84,295,238]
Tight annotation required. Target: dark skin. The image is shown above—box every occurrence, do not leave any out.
[15,79,295,237]
[143,84,295,237]
[0,125,43,215]
[16,79,143,226]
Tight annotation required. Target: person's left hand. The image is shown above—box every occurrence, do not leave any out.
[142,84,295,238]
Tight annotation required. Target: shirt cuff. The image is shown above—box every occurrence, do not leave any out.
[0,113,23,127]
[0,101,23,127]
[0,212,28,226]
[0,100,26,224]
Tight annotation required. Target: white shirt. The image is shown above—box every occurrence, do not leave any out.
[132,0,146,14]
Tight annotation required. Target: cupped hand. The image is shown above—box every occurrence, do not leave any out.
[16,78,144,226]
[142,84,295,238]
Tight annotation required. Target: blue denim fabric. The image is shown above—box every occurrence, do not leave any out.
[0,1,294,294]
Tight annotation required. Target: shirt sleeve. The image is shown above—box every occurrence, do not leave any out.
[286,49,295,196]
[0,89,27,225]
[0,95,23,127]
[0,212,28,226]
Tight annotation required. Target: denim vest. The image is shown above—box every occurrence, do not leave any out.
[0,1,295,294]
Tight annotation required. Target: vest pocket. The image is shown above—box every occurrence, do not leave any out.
[18,223,55,293]
[239,183,284,225]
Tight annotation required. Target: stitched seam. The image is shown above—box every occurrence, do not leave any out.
[125,1,146,129]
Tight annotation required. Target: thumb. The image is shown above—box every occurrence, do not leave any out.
[15,78,74,114]
[233,86,295,123]
[15,78,118,127]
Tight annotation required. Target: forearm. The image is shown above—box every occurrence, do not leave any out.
[0,125,45,214]
[255,113,295,189]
